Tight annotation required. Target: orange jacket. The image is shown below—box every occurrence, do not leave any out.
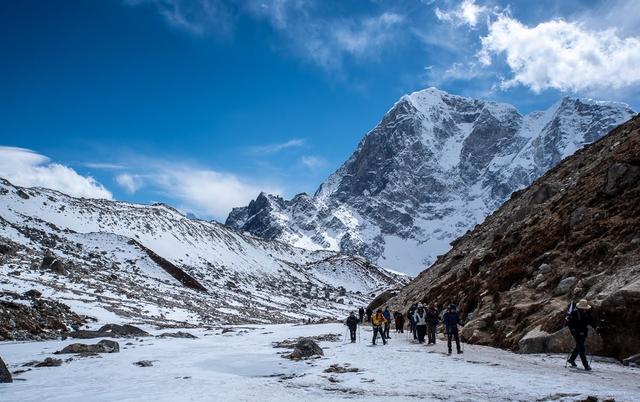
[372,312,386,327]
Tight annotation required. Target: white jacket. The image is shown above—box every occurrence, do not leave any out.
[413,309,428,326]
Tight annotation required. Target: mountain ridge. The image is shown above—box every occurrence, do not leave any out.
[227,88,635,274]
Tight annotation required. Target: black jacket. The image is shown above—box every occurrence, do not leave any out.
[443,311,461,332]
[566,308,595,336]
[426,308,439,325]
[346,316,359,329]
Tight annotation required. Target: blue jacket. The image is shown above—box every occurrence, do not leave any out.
[383,309,391,321]
[443,311,461,332]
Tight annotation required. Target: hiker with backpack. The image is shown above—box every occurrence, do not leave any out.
[426,305,439,344]
[394,310,405,333]
[345,311,359,343]
[407,303,418,340]
[358,306,365,323]
[443,304,463,354]
[413,303,429,343]
[566,299,596,371]
[366,306,373,323]
[383,307,392,339]
[371,309,388,345]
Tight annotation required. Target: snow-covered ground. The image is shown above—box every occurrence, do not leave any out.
[2,323,638,402]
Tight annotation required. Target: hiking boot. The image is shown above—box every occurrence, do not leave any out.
[447,350,452,355]
[567,360,577,368]
[457,350,463,354]
[584,366,592,371]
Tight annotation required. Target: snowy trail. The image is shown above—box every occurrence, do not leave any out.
[1,323,639,401]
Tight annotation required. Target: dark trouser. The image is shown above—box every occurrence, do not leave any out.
[366,314,372,323]
[359,315,364,323]
[416,325,427,343]
[349,327,357,342]
[447,328,461,352]
[427,324,437,344]
[569,332,589,368]
[396,321,404,333]
[372,326,387,345]
[384,322,390,338]
[409,320,417,339]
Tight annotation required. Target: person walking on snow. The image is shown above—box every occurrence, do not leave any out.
[366,306,373,323]
[426,305,439,345]
[566,299,596,371]
[358,307,365,323]
[383,307,392,339]
[443,304,463,354]
[345,311,359,343]
[413,303,428,343]
[371,309,388,345]
[394,310,405,333]
[407,303,418,340]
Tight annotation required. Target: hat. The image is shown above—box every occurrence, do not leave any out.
[448,303,457,310]
[576,299,591,310]
[417,303,424,308]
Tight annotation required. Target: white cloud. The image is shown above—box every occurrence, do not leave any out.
[248,138,305,155]
[479,14,640,93]
[300,155,328,169]
[114,161,281,220]
[0,146,112,199]
[116,173,144,193]
[435,0,488,28]
[85,162,126,170]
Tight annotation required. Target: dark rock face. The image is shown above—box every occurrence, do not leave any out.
[0,292,86,341]
[56,340,120,354]
[68,324,150,339]
[157,332,198,339]
[287,338,324,360]
[388,116,640,360]
[227,89,635,274]
[0,356,12,383]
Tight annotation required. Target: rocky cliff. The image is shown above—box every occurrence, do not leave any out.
[388,116,640,360]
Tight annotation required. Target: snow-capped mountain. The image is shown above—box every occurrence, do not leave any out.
[0,178,405,329]
[226,88,635,274]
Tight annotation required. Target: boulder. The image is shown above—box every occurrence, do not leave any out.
[157,332,198,339]
[34,358,62,367]
[553,277,577,295]
[23,289,42,299]
[56,340,120,354]
[605,162,640,196]
[134,360,154,367]
[68,324,150,339]
[0,356,12,383]
[286,338,323,360]
[518,326,603,354]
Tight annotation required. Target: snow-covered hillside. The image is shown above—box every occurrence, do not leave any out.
[227,88,635,274]
[0,178,405,329]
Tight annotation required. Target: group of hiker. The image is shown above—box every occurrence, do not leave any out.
[348,303,463,354]
[345,297,597,369]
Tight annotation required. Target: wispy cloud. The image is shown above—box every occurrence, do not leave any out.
[435,0,488,28]
[300,155,328,170]
[248,138,305,155]
[113,158,281,220]
[84,162,126,170]
[0,146,112,199]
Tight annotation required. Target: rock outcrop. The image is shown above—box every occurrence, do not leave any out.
[0,356,12,383]
[388,116,640,360]
[286,338,324,360]
[56,339,120,354]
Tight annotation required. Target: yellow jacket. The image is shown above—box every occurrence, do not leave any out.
[372,312,386,327]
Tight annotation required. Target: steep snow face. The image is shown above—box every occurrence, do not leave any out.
[226,88,635,275]
[0,179,406,327]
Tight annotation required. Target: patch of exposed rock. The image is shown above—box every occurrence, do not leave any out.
[55,340,120,354]
[285,338,324,360]
[157,331,198,339]
[0,292,87,341]
[67,324,150,339]
[389,116,640,361]
[0,356,12,383]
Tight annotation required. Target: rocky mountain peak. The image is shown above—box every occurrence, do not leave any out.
[227,88,635,275]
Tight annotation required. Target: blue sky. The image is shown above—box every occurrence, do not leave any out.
[1,0,639,220]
